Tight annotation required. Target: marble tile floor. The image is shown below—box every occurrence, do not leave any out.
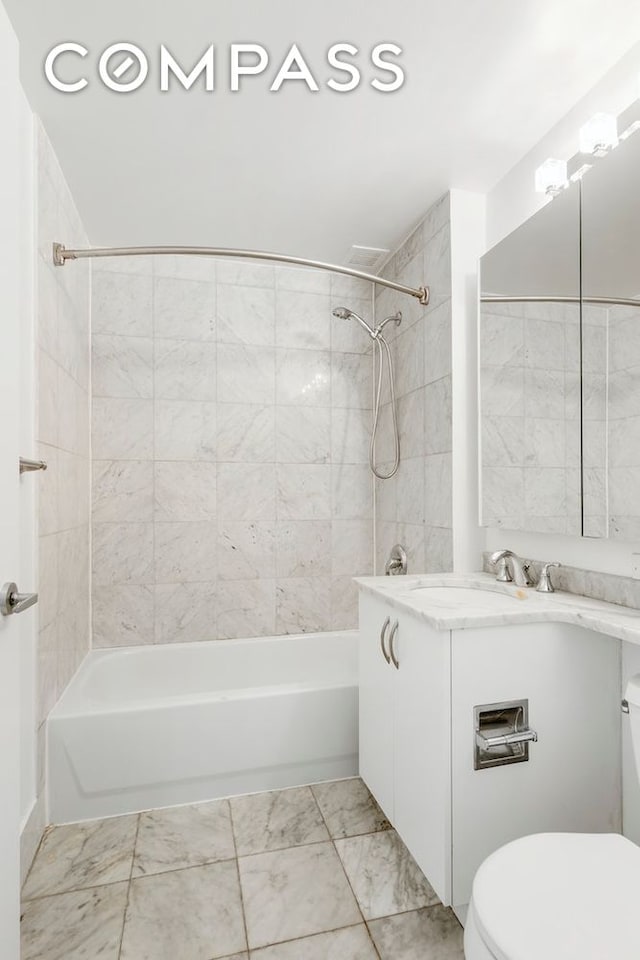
[21,777,464,960]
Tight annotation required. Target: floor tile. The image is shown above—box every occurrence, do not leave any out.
[230,786,329,856]
[133,799,235,877]
[334,830,440,920]
[22,814,138,899]
[311,778,390,839]
[239,841,361,949]
[250,924,378,959]
[120,860,246,960]
[368,906,464,959]
[21,882,128,960]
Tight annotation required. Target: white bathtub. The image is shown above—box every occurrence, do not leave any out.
[48,630,358,823]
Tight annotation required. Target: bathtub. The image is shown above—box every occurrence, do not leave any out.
[48,630,358,823]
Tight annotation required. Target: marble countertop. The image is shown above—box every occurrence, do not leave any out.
[354,572,640,645]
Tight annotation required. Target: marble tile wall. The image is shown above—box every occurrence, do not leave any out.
[480,300,608,536]
[606,304,640,540]
[35,123,91,769]
[373,194,454,574]
[91,258,373,645]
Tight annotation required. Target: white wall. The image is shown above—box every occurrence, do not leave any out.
[450,189,486,572]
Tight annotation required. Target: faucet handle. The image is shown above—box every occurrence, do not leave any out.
[385,544,407,576]
[537,562,561,593]
[494,556,512,582]
[489,549,513,582]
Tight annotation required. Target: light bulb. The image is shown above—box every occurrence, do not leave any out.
[579,113,618,156]
[534,158,568,196]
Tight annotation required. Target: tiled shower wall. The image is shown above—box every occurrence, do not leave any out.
[35,126,91,732]
[91,258,374,646]
[373,193,453,573]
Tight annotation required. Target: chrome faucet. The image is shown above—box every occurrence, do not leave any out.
[385,544,408,576]
[489,549,533,588]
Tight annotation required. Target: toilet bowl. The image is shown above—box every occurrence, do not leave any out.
[464,674,640,959]
[464,832,640,959]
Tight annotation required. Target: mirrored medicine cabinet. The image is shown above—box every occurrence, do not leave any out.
[479,129,640,540]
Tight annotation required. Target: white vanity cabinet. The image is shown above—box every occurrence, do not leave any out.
[450,620,621,906]
[358,586,622,913]
[358,593,451,902]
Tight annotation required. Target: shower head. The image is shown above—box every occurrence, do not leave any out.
[332,306,376,339]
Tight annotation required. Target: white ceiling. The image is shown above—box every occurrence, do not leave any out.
[5,0,640,262]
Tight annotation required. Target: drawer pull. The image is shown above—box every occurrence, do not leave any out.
[380,616,391,664]
[388,620,399,669]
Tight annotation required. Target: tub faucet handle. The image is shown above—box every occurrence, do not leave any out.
[385,544,407,576]
[537,562,561,593]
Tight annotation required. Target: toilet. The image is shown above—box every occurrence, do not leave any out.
[464,675,640,959]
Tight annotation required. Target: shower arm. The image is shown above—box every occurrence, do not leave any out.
[52,243,430,306]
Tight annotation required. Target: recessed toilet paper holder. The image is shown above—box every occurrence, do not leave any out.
[474,699,537,770]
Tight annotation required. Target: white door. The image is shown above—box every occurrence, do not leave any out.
[358,594,395,818]
[394,614,452,904]
[0,2,27,954]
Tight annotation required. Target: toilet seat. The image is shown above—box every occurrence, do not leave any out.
[466,832,640,960]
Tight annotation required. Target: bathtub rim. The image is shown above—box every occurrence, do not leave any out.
[50,628,359,719]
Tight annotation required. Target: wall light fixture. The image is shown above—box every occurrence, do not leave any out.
[579,112,618,156]
[534,158,568,196]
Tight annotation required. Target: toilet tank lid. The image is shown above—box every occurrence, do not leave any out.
[625,673,640,707]
[471,833,640,960]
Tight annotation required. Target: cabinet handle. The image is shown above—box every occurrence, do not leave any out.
[388,620,399,669]
[380,616,391,664]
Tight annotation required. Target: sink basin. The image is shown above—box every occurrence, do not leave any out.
[408,585,530,609]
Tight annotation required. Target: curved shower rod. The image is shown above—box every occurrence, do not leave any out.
[482,294,640,308]
[52,242,430,305]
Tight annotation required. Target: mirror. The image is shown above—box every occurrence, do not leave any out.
[581,130,640,540]
[479,185,582,535]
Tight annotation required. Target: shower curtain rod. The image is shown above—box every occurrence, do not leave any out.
[52,243,430,305]
[482,294,640,308]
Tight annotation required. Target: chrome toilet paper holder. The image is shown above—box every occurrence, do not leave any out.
[474,699,537,770]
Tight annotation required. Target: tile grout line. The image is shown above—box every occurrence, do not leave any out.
[116,812,141,960]
[227,799,251,957]
[21,872,139,904]
[246,922,370,957]
[20,824,53,906]
[307,785,383,960]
